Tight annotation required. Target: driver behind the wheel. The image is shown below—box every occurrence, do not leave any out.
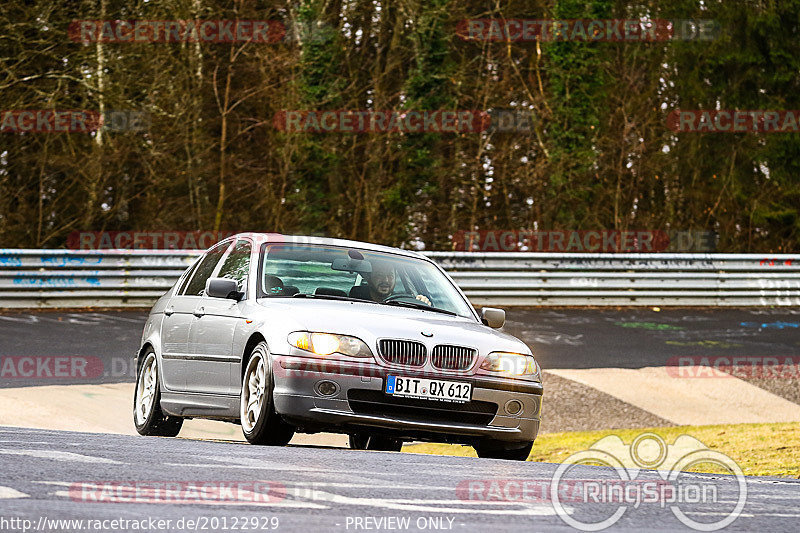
[363,260,431,305]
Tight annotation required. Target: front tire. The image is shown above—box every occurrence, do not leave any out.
[240,342,294,445]
[475,440,533,461]
[133,351,183,437]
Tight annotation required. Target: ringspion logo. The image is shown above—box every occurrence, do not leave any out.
[550,433,746,531]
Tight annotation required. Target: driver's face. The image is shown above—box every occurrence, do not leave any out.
[368,265,396,298]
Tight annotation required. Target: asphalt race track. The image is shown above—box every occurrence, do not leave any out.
[2,307,799,387]
[0,426,798,532]
[2,307,799,434]
[1,308,799,532]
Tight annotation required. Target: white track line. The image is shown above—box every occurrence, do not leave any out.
[0,449,121,464]
[50,490,326,508]
[0,486,29,499]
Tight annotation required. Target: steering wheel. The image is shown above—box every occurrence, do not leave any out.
[384,293,432,306]
[383,293,416,303]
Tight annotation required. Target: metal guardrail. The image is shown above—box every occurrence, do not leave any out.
[427,252,800,307]
[1,249,798,308]
[0,249,199,308]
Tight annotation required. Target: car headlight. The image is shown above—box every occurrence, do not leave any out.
[480,352,539,377]
[287,331,373,358]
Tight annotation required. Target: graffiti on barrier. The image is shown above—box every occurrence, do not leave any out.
[550,258,717,269]
[740,321,799,330]
[12,277,101,287]
[569,277,599,287]
[759,258,794,266]
[517,329,585,346]
[0,254,23,267]
[665,340,743,348]
[40,256,102,266]
[0,313,144,325]
[614,321,684,331]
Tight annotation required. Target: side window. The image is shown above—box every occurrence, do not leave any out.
[177,258,201,295]
[412,263,461,311]
[216,239,251,293]
[183,241,230,296]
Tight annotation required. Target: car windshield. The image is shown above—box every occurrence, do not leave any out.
[260,243,475,318]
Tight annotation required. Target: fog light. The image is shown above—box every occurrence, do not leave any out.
[316,380,338,396]
[504,399,523,416]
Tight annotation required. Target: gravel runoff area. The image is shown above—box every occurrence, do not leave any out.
[731,376,800,407]
[539,371,673,433]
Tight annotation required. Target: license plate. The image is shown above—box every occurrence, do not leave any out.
[385,375,472,403]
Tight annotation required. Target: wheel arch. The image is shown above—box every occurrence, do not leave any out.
[136,342,156,373]
[241,332,268,383]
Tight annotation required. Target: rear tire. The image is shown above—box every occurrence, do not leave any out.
[133,351,183,437]
[475,440,533,461]
[349,433,403,452]
[240,342,294,445]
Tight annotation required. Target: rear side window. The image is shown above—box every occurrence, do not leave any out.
[182,241,231,296]
[216,239,252,292]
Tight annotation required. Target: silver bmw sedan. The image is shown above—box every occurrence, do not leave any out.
[133,233,542,460]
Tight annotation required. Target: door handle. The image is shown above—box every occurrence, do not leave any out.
[194,306,205,317]
[164,306,174,316]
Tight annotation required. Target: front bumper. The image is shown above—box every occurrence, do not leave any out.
[271,355,541,444]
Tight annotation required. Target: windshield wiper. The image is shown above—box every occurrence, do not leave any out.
[290,293,457,316]
[382,300,458,316]
[292,293,377,304]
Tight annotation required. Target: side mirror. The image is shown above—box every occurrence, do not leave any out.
[206,278,243,301]
[481,307,505,329]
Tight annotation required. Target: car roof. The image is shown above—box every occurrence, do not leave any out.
[228,232,428,260]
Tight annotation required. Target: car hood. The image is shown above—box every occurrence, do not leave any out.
[256,298,530,356]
